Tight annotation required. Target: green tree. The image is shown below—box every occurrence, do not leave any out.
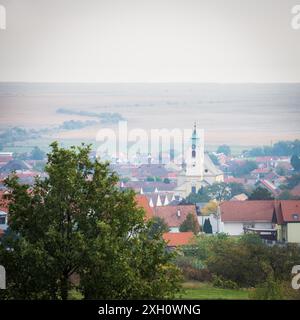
[249,187,274,200]
[185,187,210,204]
[148,216,169,238]
[0,142,181,300]
[203,218,213,234]
[217,145,231,156]
[291,154,300,171]
[179,213,200,235]
[209,153,219,166]
[206,183,232,201]
[228,182,246,197]
[286,173,300,189]
[231,160,257,177]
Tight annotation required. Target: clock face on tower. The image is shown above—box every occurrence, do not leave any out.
[192,144,196,150]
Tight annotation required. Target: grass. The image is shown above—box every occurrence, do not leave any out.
[177,281,251,300]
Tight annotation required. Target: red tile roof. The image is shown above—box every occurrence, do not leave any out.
[224,176,246,184]
[220,201,275,222]
[163,232,195,247]
[135,195,154,220]
[154,205,198,228]
[255,157,275,163]
[279,200,300,223]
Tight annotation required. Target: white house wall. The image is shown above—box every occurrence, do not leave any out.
[222,222,273,236]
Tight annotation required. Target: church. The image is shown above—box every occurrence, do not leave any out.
[175,124,224,199]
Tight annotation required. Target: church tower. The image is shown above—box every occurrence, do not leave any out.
[175,123,205,197]
[186,123,204,178]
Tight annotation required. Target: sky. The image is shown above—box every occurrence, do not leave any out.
[0,0,300,82]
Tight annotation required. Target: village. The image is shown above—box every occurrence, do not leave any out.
[1,124,300,299]
[1,125,300,246]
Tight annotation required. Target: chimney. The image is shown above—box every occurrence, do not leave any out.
[177,209,181,217]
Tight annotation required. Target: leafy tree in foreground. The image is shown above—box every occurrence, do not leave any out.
[0,142,181,300]
[148,216,169,239]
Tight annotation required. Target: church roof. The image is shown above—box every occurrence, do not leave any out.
[204,153,223,176]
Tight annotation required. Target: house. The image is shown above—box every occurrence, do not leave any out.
[291,184,300,198]
[154,205,199,233]
[0,159,32,174]
[219,201,276,239]
[122,181,177,194]
[146,193,176,207]
[0,190,9,231]
[0,152,13,167]
[251,167,271,179]
[273,200,300,243]
[135,194,154,221]
[0,210,7,231]
[255,179,279,197]
[163,232,195,249]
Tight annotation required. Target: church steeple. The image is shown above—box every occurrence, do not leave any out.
[185,122,204,179]
[191,122,198,158]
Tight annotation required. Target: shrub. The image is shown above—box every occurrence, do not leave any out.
[212,275,239,290]
[250,276,284,300]
[182,267,212,282]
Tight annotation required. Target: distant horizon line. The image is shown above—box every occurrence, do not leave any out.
[1,81,300,85]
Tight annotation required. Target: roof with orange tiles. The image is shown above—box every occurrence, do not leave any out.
[163,232,195,247]
[135,194,154,220]
[220,201,275,222]
[279,200,300,223]
[291,184,300,197]
[154,205,198,228]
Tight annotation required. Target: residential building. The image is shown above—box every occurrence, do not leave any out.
[163,232,195,249]
[273,200,300,243]
[219,201,276,238]
[154,205,199,232]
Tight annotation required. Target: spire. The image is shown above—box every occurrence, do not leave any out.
[192,122,198,141]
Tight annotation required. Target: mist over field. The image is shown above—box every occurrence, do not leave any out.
[1,82,300,148]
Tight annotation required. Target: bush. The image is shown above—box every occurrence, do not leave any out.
[250,276,284,300]
[212,275,239,290]
[280,281,300,300]
[182,267,212,282]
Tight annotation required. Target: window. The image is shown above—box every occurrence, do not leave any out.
[192,150,196,158]
[0,215,6,225]
[191,186,197,194]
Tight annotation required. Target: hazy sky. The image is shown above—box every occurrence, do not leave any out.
[0,0,300,82]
